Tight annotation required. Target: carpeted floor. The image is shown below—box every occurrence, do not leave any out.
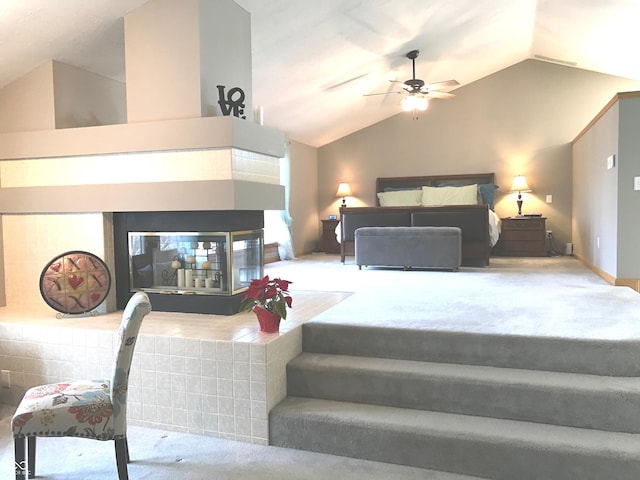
[0,405,476,479]
[269,254,640,339]
[1,254,637,479]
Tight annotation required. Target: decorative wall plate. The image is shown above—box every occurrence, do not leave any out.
[39,251,111,315]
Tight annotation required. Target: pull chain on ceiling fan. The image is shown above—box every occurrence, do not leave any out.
[364,49,459,117]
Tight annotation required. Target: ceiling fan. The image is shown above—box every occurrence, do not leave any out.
[364,50,459,113]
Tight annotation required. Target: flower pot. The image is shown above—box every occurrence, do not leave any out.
[254,307,281,333]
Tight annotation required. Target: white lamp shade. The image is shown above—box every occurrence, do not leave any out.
[336,182,352,197]
[511,175,531,193]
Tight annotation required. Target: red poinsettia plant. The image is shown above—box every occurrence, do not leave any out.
[239,275,293,319]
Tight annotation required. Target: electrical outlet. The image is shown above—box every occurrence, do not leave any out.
[0,370,10,389]
[546,230,552,238]
[545,195,553,203]
[635,176,640,191]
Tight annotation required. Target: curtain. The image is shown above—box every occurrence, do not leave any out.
[264,141,295,260]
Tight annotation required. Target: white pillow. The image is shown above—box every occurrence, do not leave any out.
[377,189,422,207]
[421,184,478,206]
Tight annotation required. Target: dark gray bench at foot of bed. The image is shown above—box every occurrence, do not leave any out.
[355,226,462,271]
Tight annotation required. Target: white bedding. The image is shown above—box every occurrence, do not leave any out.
[335,208,502,247]
[488,209,501,247]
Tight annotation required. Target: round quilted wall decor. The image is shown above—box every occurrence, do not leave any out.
[39,251,111,315]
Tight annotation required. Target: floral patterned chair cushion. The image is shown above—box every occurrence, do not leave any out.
[12,380,115,440]
[12,292,151,480]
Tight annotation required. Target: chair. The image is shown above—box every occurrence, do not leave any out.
[11,292,152,480]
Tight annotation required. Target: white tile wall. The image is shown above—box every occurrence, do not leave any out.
[0,148,281,188]
[0,321,302,444]
[1,213,114,310]
[231,149,281,184]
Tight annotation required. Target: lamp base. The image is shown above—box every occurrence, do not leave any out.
[516,196,523,216]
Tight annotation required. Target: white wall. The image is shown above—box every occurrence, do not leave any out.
[0,60,127,133]
[125,0,252,122]
[125,0,203,122]
[288,140,319,255]
[53,61,127,128]
[0,62,55,133]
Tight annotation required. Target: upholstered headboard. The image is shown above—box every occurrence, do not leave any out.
[375,173,496,207]
[376,173,494,194]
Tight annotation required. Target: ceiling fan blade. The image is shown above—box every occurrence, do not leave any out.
[424,91,456,99]
[367,52,459,104]
[425,79,460,91]
[363,91,402,97]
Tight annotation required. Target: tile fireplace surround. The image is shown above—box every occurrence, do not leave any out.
[0,290,349,444]
[0,114,294,443]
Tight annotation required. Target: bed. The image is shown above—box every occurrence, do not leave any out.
[338,173,500,267]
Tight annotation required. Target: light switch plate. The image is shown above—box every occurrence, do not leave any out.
[635,176,640,191]
[607,154,615,170]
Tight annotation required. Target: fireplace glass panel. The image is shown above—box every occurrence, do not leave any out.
[128,230,263,296]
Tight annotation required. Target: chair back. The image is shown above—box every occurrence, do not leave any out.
[110,292,152,436]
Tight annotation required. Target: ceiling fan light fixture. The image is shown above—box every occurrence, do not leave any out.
[401,94,428,112]
[362,48,457,116]
[401,95,414,112]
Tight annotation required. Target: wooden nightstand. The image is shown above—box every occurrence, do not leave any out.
[321,219,341,254]
[497,217,547,256]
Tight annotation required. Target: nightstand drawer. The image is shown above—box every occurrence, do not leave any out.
[497,217,547,256]
[502,240,546,253]
[503,230,544,241]
[502,218,545,230]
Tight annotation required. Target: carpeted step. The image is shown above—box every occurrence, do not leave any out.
[286,352,640,433]
[302,322,640,376]
[269,396,640,480]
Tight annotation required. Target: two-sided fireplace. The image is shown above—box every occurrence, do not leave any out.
[113,210,264,315]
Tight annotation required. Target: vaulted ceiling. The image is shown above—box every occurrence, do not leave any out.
[1,0,639,147]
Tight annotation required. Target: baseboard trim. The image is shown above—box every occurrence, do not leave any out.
[615,278,640,292]
[574,254,640,293]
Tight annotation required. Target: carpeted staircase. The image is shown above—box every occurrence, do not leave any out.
[269,322,640,479]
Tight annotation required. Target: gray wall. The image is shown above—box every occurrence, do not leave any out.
[572,94,640,279]
[617,96,640,277]
[572,102,619,274]
[316,59,640,250]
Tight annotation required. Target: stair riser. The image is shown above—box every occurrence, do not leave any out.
[303,323,640,376]
[287,364,640,433]
[270,412,640,480]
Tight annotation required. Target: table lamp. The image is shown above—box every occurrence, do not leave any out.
[511,175,532,216]
[336,182,352,208]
